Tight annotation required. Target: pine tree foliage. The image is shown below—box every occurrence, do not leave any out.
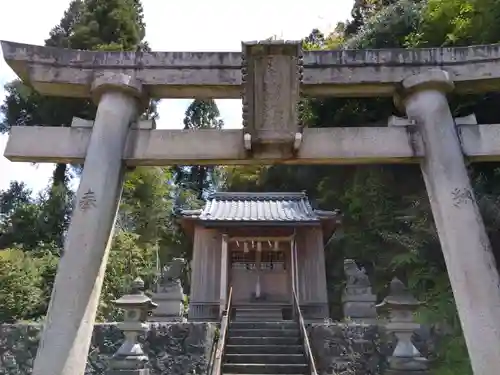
[175,99,225,199]
[0,0,152,187]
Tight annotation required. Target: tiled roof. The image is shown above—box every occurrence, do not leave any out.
[182,192,337,223]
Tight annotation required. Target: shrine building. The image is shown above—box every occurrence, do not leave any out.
[179,192,340,322]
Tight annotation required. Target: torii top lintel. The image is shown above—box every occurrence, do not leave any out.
[3,39,500,100]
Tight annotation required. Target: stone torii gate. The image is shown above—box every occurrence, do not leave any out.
[2,40,500,375]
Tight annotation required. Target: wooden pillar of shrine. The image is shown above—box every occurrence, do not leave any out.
[295,226,329,320]
[188,227,221,321]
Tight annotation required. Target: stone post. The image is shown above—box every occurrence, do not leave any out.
[31,73,145,375]
[341,259,377,323]
[107,277,157,375]
[378,278,428,375]
[397,69,500,375]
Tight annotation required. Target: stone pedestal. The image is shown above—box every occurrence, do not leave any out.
[151,283,185,322]
[386,369,429,375]
[342,292,377,323]
[107,370,149,375]
[386,350,429,374]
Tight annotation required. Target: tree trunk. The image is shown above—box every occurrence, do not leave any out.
[52,163,67,188]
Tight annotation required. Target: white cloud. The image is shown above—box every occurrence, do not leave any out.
[0,0,353,193]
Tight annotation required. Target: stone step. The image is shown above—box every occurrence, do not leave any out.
[225,345,304,355]
[228,329,300,338]
[233,304,290,309]
[233,316,285,321]
[224,354,306,365]
[230,321,298,330]
[227,336,301,346]
[235,306,284,311]
[233,316,285,322]
[235,310,283,317]
[222,363,308,374]
[235,306,283,311]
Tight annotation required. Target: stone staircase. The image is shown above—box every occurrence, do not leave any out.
[222,320,309,375]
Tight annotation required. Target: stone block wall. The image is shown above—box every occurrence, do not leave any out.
[307,323,435,375]
[0,322,216,375]
[0,322,438,375]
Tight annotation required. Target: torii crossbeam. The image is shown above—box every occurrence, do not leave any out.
[3,39,500,375]
[5,115,500,165]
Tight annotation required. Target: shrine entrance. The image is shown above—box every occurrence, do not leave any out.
[6,37,500,375]
[182,192,336,321]
[229,239,291,304]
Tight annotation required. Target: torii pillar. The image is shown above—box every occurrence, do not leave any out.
[31,73,145,375]
[397,69,500,375]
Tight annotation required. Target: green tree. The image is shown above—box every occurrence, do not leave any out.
[174,99,224,199]
[0,0,170,323]
[98,231,156,321]
[1,0,150,188]
[0,249,58,323]
[0,182,73,251]
[344,0,411,36]
[0,0,93,186]
[1,0,156,249]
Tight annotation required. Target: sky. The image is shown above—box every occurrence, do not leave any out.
[0,0,353,194]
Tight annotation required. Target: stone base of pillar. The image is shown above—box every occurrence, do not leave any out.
[342,291,377,322]
[187,302,219,321]
[300,303,330,321]
[347,317,379,325]
[387,356,429,374]
[107,370,149,375]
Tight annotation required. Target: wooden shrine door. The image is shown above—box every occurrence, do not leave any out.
[229,243,290,303]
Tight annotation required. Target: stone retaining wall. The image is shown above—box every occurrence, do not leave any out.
[0,323,216,375]
[0,322,436,375]
[307,323,435,375]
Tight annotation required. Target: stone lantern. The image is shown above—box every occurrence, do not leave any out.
[377,277,429,375]
[107,277,158,375]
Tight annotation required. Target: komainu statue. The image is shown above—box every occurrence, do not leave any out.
[157,257,187,291]
[342,258,377,322]
[151,257,187,322]
[344,259,370,287]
